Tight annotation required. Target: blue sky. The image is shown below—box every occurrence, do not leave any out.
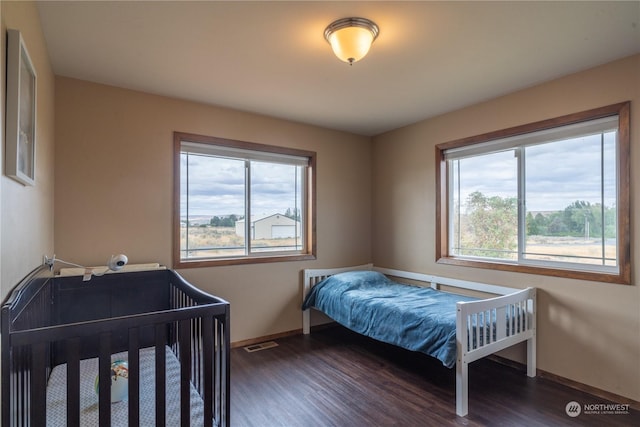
[182,131,616,219]
[181,154,302,218]
[454,132,617,212]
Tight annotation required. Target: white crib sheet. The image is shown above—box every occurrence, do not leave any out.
[46,346,204,426]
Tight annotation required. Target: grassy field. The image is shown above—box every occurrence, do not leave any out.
[182,227,614,265]
[181,226,300,257]
[524,235,616,265]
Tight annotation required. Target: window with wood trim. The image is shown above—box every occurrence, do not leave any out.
[174,132,316,268]
[436,102,630,284]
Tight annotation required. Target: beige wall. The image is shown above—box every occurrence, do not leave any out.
[0,1,55,300]
[372,55,640,401]
[0,0,55,406]
[54,77,372,343]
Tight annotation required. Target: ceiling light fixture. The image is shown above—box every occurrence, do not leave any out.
[324,17,379,65]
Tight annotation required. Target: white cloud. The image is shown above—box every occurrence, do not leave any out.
[181,154,302,217]
[455,132,616,212]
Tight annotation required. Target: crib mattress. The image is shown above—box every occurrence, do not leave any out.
[46,346,204,426]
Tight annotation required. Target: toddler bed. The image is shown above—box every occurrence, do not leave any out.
[302,264,536,417]
[2,264,230,427]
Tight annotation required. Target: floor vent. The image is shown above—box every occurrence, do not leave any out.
[243,341,279,353]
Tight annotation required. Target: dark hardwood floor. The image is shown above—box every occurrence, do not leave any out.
[230,326,639,427]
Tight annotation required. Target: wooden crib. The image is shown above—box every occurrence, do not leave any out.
[1,264,230,427]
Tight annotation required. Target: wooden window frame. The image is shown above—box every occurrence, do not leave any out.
[435,102,631,284]
[173,132,316,269]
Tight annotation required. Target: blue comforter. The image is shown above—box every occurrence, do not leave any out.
[302,270,478,368]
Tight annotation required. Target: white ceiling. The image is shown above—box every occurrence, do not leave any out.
[37,1,640,136]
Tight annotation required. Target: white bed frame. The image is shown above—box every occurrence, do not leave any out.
[302,264,536,417]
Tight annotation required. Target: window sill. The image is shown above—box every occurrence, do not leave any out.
[175,253,317,269]
[436,256,630,285]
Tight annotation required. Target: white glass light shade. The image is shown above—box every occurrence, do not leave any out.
[324,18,379,65]
[328,26,374,64]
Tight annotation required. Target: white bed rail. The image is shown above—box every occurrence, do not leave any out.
[301,264,537,417]
[456,287,536,416]
[302,264,373,334]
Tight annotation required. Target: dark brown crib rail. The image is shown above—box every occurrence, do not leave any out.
[1,266,230,427]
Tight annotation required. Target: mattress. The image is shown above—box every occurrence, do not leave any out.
[302,270,479,368]
[46,346,204,426]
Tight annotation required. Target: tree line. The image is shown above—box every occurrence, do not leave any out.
[457,191,616,259]
[526,200,616,238]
